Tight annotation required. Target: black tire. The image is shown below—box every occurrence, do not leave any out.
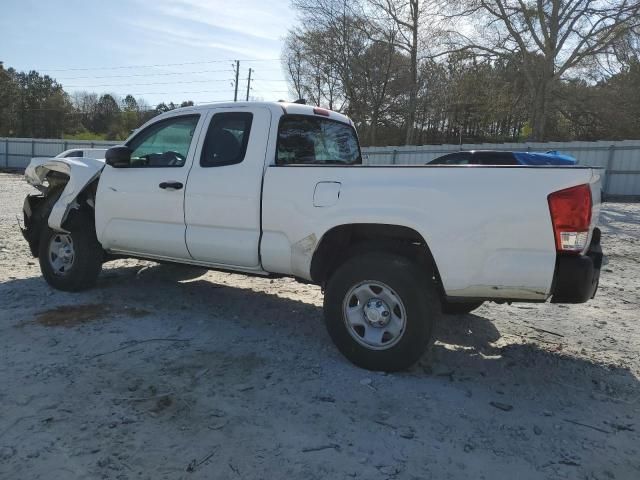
[38,209,103,292]
[441,300,484,315]
[323,252,441,372]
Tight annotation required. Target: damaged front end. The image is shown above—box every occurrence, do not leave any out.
[21,157,104,257]
[21,194,48,257]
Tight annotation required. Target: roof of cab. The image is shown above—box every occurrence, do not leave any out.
[163,101,353,125]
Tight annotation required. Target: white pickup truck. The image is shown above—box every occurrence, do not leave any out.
[21,101,604,371]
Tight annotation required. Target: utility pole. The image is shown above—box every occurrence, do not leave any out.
[233,60,240,102]
[245,68,252,101]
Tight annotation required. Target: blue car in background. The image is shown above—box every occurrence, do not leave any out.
[427,150,577,166]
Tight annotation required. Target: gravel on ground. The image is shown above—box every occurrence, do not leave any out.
[1,172,638,479]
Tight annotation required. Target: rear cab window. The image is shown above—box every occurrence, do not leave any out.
[200,112,253,167]
[276,115,361,165]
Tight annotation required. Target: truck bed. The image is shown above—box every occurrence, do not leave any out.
[261,165,602,301]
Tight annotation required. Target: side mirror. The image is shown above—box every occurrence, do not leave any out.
[105,146,132,168]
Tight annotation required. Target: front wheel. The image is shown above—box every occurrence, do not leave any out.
[38,211,103,292]
[323,252,442,372]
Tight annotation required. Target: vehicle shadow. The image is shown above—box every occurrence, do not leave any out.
[3,261,638,405]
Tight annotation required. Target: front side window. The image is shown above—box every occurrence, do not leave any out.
[127,114,199,167]
[276,115,361,165]
[200,112,253,167]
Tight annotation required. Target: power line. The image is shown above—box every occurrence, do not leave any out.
[64,79,234,88]
[92,89,239,96]
[15,103,238,114]
[193,100,236,105]
[251,87,290,93]
[26,58,281,72]
[54,69,235,80]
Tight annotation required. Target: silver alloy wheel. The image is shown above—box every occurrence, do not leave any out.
[47,233,75,275]
[342,280,407,350]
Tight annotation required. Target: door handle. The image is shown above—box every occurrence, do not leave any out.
[159,181,183,190]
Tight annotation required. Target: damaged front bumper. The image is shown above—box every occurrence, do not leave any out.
[21,194,46,257]
[550,227,604,303]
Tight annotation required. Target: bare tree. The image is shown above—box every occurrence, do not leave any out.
[444,0,640,140]
[282,33,306,101]
[291,0,435,143]
[366,0,430,144]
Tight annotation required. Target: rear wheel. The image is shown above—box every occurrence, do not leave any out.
[323,252,441,372]
[38,210,103,292]
[441,300,484,315]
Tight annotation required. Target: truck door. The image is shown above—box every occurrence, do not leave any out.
[95,113,204,259]
[184,107,271,268]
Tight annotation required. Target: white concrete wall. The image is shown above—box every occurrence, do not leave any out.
[362,140,640,196]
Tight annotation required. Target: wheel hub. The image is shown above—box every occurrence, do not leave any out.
[48,233,75,275]
[342,280,407,350]
[363,298,391,327]
[58,245,73,263]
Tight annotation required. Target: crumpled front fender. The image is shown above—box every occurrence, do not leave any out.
[24,157,105,230]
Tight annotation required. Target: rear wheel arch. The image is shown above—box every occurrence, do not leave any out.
[310,223,443,290]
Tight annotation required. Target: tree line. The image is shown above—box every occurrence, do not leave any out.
[2,1,639,146]
[0,62,193,140]
[284,0,640,145]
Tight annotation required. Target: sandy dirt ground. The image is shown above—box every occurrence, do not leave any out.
[0,171,638,480]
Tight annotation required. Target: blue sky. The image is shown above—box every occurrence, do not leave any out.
[1,0,296,107]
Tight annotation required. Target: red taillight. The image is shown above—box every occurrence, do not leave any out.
[548,184,592,252]
[313,108,330,116]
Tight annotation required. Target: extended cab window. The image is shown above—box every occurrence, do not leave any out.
[127,114,199,167]
[277,115,361,165]
[200,112,252,167]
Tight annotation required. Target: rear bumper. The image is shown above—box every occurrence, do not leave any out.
[550,228,603,303]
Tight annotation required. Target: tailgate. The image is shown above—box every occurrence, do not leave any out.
[550,167,604,303]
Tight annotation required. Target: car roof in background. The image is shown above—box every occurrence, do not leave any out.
[428,149,577,165]
[55,148,108,158]
[513,151,577,165]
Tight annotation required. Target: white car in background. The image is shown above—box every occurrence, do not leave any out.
[55,148,108,159]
